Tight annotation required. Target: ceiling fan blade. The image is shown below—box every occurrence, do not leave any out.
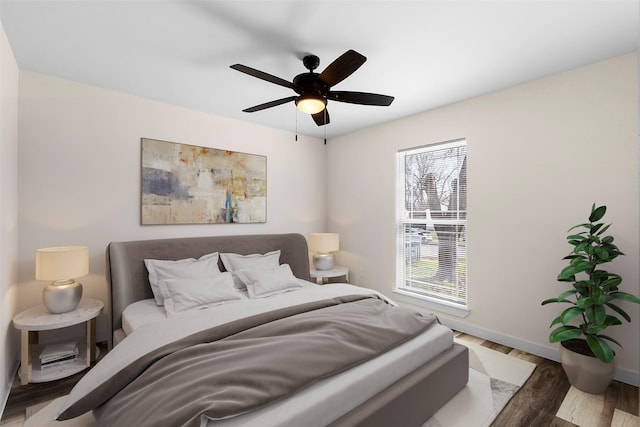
[230,64,297,90]
[312,109,330,126]
[327,91,394,106]
[318,50,366,88]
[242,96,297,112]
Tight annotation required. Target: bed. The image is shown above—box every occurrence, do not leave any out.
[56,233,468,426]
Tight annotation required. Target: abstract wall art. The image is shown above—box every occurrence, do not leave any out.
[141,138,266,225]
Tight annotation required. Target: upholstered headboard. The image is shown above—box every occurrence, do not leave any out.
[105,233,310,343]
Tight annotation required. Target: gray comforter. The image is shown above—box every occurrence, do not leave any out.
[59,294,436,427]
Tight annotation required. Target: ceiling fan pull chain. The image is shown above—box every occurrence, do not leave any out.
[324,110,327,144]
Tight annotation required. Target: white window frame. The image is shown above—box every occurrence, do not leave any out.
[394,138,469,317]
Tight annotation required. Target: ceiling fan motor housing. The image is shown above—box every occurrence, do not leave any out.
[293,72,326,97]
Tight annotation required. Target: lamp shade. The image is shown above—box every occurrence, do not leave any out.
[295,95,326,114]
[308,233,339,254]
[36,246,89,281]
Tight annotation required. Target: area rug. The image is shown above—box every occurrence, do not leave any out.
[423,339,536,427]
[23,340,535,427]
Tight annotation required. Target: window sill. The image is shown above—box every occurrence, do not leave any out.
[392,289,470,318]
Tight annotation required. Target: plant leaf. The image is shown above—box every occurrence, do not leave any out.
[541,297,573,305]
[595,247,609,260]
[558,262,592,280]
[605,302,631,322]
[568,223,592,232]
[585,305,606,326]
[590,223,604,235]
[603,315,622,326]
[609,292,640,305]
[567,234,587,240]
[549,325,582,342]
[596,224,611,236]
[560,307,584,324]
[589,205,607,222]
[599,334,623,349]
[585,335,614,363]
[601,276,622,290]
[576,241,590,254]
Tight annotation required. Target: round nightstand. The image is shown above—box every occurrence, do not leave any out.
[13,298,103,384]
[310,265,349,285]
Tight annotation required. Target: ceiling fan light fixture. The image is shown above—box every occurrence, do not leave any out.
[295,95,326,115]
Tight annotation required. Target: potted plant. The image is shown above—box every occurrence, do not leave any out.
[542,204,640,394]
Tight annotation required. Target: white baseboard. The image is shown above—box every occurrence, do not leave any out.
[439,316,640,387]
[0,357,19,420]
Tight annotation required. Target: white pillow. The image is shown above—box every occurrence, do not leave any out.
[144,252,220,305]
[219,250,281,271]
[233,264,303,298]
[220,250,281,290]
[158,273,244,315]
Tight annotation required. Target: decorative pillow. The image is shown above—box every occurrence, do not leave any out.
[233,264,303,298]
[158,273,244,315]
[219,250,281,290]
[144,252,220,305]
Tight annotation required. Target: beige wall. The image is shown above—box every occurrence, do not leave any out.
[4,47,638,405]
[0,23,19,413]
[16,71,327,343]
[327,53,639,385]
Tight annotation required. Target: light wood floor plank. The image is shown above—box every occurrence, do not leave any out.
[549,416,580,426]
[611,408,640,427]
[507,348,545,365]
[480,341,512,354]
[557,386,612,427]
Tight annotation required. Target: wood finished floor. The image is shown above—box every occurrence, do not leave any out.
[1,336,638,426]
[454,332,639,427]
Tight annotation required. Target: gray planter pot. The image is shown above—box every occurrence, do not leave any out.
[559,340,615,394]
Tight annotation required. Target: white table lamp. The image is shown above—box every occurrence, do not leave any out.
[36,246,89,314]
[309,233,339,271]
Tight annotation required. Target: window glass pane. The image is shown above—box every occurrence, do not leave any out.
[396,139,467,308]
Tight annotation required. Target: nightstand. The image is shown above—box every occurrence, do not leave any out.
[310,265,349,285]
[13,298,103,385]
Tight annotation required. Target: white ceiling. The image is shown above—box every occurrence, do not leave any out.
[1,1,638,139]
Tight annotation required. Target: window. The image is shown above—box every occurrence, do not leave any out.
[395,138,467,311]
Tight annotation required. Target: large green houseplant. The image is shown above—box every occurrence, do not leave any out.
[542,204,640,392]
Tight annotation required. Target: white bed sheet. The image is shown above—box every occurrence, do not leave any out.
[121,298,166,335]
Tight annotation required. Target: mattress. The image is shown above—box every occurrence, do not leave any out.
[114,284,453,426]
[121,298,166,335]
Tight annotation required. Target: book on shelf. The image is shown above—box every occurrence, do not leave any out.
[40,341,79,364]
[41,354,77,369]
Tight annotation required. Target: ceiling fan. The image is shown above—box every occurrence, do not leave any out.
[230,50,394,126]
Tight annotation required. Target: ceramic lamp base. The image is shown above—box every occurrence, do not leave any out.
[313,253,335,271]
[43,279,83,314]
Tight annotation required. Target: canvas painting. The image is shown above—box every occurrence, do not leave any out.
[141,138,266,225]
